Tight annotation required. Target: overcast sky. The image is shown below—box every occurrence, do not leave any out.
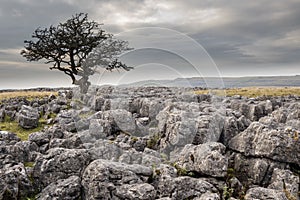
[0,0,300,89]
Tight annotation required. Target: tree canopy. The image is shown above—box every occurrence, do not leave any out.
[21,13,132,93]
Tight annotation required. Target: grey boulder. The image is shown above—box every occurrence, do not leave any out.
[157,176,218,200]
[268,168,299,199]
[175,142,228,177]
[244,187,288,200]
[37,175,81,200]
[33,148,91,187]
[229,122,300,165]
[17,105,40,129]
[0,163,34,200]
[82,159,152,200]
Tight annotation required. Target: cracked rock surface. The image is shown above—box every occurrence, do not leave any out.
[0,87,299,200]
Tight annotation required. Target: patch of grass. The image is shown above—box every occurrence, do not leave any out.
[24,162,35,168]
[171,163,197,177]
[172,162,188,176]
[194,87,300,98]
[223,184,234,200]
[79,111,94,119]
[0,117,46,141]
[48,112,57,119]
[0,91,57,101]
[146,133,161,149]
[131,136,138,143]
[21,194,38,200]
[227,168,235,180]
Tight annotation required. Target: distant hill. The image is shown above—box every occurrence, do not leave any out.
[121,75,300,88]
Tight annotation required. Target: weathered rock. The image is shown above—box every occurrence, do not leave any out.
[157,176,218,199]
[28,131,50,147]
[271,107,288,123]
[56,96,67,106]
[111,109,136,134]
[82,159,153,200]
[114,183,156,200]
[244,187,288,200]
[57,110,78,132]
[287,102,300,121]
[141,148,162,166]
[48,93,56,101]
[37,175,81,200]
[156,104,197,152]
[110,98,130,111]
[9,141,39,163]
[88,119,112,140]
[0,163,34,200]
[231,153,286,186]
[48,135,83,149]
[268,168,299,199]
[153,161,218,200]
[1,87,300,199]
[175,142,228,177]
[220,116,239,146]
[197,192,220,200]
[87,139,122,161]
[228,177,244,199]
[75,118,89,131]
[0,109,5,122]
[133,137,148,152]
[90,109,136,135]
[94,96,105,111]
[139,98,151,117]
[229,122,300,165]
[5,110,16,121]
[50,104,61,114]
[118,149,143,164]
[157,103,225,153]
[230,100,270,121]
[237,115,251,131]
[0,131,20,144]
[17,105,39,129]
[33,148,91,187]
[193,113,225,144]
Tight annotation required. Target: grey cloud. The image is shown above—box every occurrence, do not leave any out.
[0,0,80,48]
[0,0,300,89]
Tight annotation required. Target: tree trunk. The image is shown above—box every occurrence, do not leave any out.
[74,77,91,94]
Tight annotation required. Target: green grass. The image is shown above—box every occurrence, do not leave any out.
[146,133,161,149]
[194,87,300,98]
[0,116,46,141]
[0,91,61,140]
[24,162,35,168]
[0,91,58,101]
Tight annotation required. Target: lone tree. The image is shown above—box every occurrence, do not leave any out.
[21,13,132,93]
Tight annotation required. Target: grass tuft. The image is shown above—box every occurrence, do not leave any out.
[24,162,35,168]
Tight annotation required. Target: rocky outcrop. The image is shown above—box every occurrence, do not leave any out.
[37,175,81,200]
[17,105,40,129]
[0,87,299,200]
[0,163,34,200]
[244,187,288,200]
[268,168,299,199]
[175,142,228,177]
[229,121,300,165]
[33,148,91,187]
[82,159,153,200]
[159,176,219,199]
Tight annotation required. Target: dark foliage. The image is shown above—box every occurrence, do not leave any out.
[21,13,132,93]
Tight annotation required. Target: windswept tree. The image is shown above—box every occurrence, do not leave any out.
[21,13,132,93]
